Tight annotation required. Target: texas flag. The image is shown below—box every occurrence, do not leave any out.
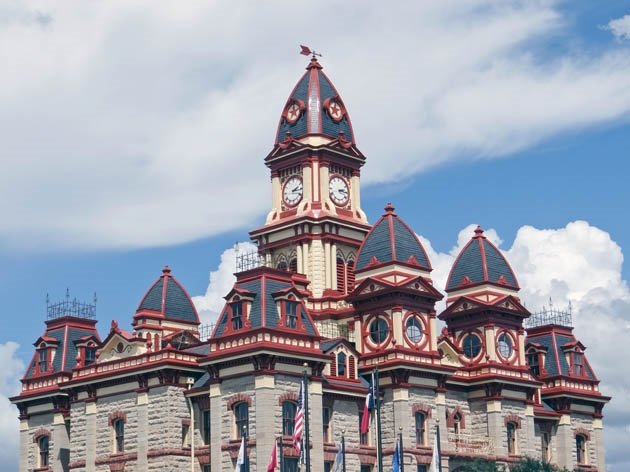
[360,372,375,434]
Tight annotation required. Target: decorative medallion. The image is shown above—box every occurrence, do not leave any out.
[284,99,305,125]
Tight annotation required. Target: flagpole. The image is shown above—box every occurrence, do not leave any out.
[398,427,404,472]
[342,429,346,472]
[375,368,383,472]
[436,419,442,472]
[303,365,311,472]
[243,425,248,472]
[278,436,283,472]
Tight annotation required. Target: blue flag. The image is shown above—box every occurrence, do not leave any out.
[391,441,400,472]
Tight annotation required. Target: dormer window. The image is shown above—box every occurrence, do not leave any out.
[286,301,298,328]
[38,348,48,373]
[231,299,243,330]
[527,349,540,376]
[337,352,346,377]
[85,346,96,366]
[573,352,584,377]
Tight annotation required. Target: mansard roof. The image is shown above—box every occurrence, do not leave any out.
[446,226,519,292]
[275,57,355,145]
[213,268,318,337]
[526,326,597,381]
[355,203,431,272]
[25,318,99,380]
[135,266,200,325]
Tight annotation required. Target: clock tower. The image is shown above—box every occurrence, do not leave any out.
[250,56,370,312]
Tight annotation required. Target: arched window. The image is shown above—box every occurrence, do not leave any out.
[527,349,540,376]
[113,419,125,453]
[289,258,298,273]
[415,412,426,445]
[286,301,298,329]
[507,422,517,454]
[85,346,96,366]
[231,299,243,330]
[234,402,249,439]
[337,352,346,377]
[576,434,587,464]
[38,436,49,467]
[38,348,47,373]
[347,258,355,291]
[541,432,551,462]
[336,257,346,293]
[282,401,297,436]
[453,413,462,435]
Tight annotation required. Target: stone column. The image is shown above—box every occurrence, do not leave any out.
[324,240,332,289]
[309,379,324,469]
[593,418,605,471]
[392,386,410,466]
[254,374,276,472]
[487,399,504,457]
[52,412,70,472]
[303,164,313,205]
[85,401,97,472]
[330,242,337,290]
[302,242,309,278]
[524,404,535,457]
[209,382,223,472]
[555,414,573,469]
[136,391,149,470]
[435,391,447,472]
[297,244,303,274]
[19,418,29,472]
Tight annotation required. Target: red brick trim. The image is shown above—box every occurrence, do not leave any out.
[226,393,252,410]
[32,427,52,443]
[108,411,127,427]
[575,428,591,441]
[278,392,298,406]
[181,418,191,426]
[504,414,522,429]
[412,403,432,418]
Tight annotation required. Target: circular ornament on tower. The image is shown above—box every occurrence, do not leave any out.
[329,175,349,206]
[327,99,344,122]
[462,333,482,359]
[286,102,302,124]
[405,316,423,344]
[282,176,303,207]
[369,317,389,345]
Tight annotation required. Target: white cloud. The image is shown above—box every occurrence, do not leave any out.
[192,241,257,326]
[195,220,630,469]
[606,15,630,41]
[0,342,24,471]
[1,1,630,250]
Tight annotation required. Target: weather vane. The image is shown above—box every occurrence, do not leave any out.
[300,45,322,59]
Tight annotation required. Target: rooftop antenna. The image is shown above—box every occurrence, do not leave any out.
[300,45,322,59]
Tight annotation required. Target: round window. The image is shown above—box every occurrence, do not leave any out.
[462,334,482,358]
[405,317,423,343]
[369,317,389,345]
[497,333,513,359]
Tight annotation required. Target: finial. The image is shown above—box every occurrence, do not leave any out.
[384,202,396,214]
[473,225,485,238]
[162,265,171,275]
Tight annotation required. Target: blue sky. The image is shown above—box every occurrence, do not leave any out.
[1,1,630,470]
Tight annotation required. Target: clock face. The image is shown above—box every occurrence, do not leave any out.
[283,176,303,207]
[329,176,349,206]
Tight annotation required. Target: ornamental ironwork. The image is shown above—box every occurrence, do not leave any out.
[46,289,96,320]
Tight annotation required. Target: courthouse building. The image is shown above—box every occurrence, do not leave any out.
[12,56,609,471]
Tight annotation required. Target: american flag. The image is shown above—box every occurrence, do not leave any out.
[293,380,305,460]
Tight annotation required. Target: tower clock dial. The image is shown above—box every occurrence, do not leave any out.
[282,176,303,207]
[329,176,349,206]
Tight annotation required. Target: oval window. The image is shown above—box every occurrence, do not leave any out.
[369,317,389,345]
[497,333,513,359]
[462,334,482,358]
[405,317,423,343]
